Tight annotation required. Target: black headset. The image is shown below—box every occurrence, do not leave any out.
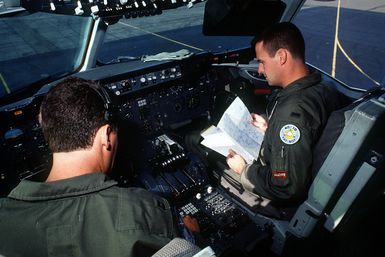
[88,84,117,122]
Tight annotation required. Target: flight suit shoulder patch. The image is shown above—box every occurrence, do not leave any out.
[279,124,301,145]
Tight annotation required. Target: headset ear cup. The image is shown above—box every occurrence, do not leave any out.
[89,84,115,122]
[104,111,116,122]
[104,103,117,122]
[104,111,110,122]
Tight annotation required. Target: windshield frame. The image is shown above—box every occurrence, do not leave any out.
[0,11,95,104]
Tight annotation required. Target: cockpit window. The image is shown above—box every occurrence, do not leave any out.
[293,1,385,90]
[0,12,92,99]
[97,2,252,63]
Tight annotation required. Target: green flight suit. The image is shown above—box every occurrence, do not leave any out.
[0,173,177,257]
[240,72,348,206]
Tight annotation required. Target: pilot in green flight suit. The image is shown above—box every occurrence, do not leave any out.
[240,72,347,203]
[226,22,348,218]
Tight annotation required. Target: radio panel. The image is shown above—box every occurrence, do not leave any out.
[105,65,213,136]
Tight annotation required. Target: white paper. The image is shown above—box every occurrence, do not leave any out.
[201,97,264,164]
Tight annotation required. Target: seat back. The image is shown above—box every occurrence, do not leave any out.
[288,90,385,238]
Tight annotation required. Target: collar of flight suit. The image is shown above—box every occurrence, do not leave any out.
[276,72,322,98]
[7,173,117,201]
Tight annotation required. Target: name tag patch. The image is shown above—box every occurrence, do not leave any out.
[272,170,288,179]
[280,124,300,145]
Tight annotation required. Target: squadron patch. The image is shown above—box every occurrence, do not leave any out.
[279,124,300,145]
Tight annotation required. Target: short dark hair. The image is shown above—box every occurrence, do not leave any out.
[40,77,117,153]
[252,22,305,61]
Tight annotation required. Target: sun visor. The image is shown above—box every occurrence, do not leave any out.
[203,0,286,36]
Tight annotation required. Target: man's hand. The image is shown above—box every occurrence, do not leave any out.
[251,113,268,133]
[226,149,246,174]
[182,215,200,233]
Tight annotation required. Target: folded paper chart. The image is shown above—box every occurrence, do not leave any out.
[201,97,264,164]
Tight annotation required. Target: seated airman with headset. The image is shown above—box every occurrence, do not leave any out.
[0,77,179,257]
